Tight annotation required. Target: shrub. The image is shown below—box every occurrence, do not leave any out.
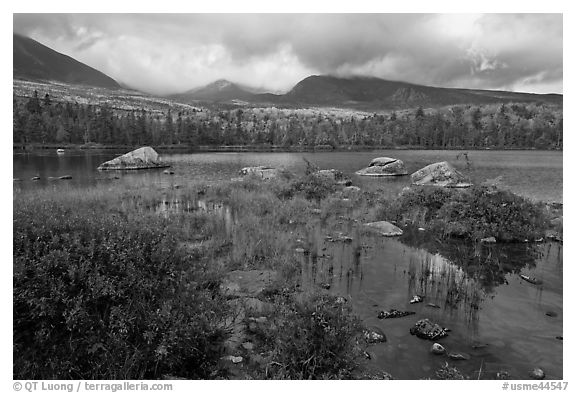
[13,199,227,379]
[258,293,362,379]
[385,186,547,242]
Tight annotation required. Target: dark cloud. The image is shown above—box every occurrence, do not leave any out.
[13,13,562,95]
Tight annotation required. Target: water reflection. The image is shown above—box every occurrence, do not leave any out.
[295,220,562,379]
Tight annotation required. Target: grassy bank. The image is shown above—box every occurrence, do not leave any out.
[13,172,558,379]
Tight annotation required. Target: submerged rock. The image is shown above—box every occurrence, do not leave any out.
[410,161,472,188]
[410,319,449,340]
[448,352,471,360]
[239,166,279,180]
[377,309,416,319]
[356,157,409,177]
[97,147,169,170]
[364,221,403,237]
[430,343,446,355]
[529,368,545,380]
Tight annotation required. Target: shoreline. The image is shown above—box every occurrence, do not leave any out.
[13,143,563,153]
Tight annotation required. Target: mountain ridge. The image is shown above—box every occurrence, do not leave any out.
[170,74,562,110]
[13,34,121,89]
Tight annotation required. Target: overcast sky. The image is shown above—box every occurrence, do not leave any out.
[13,13,563,95]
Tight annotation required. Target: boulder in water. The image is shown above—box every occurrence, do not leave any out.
[97,147,169,170]
[410,161,472,188]
[356,157,408,177]
[364,221,403,236]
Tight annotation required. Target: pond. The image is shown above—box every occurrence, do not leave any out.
[13,149,563,203]
[13,149,563,379]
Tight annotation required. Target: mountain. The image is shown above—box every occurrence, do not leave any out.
[172,75,562,110]
[283,75,562,109]
[170,79,280,103]
[13,34,121,89]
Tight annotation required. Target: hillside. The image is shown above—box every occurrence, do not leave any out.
[13,34,121,89]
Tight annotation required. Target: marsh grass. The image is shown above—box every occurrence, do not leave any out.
[13,175,362,379]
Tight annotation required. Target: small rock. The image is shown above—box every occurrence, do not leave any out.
[448,352,471,360]
[364,328,387,344]
[529,368,545,380]
[430,343,446,355]
[410,295,424,304]
[377,309,415,319]
[480,236,496,244]
[410,319,448,340]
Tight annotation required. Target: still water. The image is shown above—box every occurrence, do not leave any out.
[13,149,563,379]
[13,149,563,202]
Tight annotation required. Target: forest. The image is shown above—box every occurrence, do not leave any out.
[13,90,563,150]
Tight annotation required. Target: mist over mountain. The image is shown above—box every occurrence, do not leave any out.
[13,34,120,89]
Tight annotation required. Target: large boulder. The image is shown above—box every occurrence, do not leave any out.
[356,157,408,177]
[364,221,403,236]
[410,161,472,188]
[97,147,169,170]
[239,166,279,180]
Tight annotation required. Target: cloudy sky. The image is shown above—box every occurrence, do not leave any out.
[13,14,563,95]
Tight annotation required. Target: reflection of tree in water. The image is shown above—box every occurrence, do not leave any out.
[400,227,540,292]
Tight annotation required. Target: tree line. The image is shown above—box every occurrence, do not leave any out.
[13,90,563,149]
